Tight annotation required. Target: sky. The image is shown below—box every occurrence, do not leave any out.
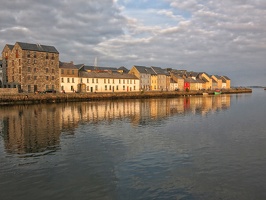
[0,0,266,86]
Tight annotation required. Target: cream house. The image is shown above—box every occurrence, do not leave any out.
[78,70,139,93]
[60,62,139,93]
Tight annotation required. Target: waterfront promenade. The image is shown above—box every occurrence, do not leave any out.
[0,88,252,105]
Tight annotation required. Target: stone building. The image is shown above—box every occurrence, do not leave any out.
[1,42,59,92]
[0,57,2,87]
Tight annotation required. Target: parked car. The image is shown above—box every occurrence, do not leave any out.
[43,89,56,93]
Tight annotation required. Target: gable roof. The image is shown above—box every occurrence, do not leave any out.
[222,76,230,80]
[59,61,79,69]
[79,71,138,79]
[16,42,59,53]
[151,66,169,75]
[7,44,14,50]
[84,65,118,71]
[133,65,156,75]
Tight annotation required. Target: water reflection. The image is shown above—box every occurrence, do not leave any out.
[0,95,230,154]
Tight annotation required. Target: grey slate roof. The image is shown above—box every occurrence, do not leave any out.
[118,66,129,73]
[17,42,59,53]
[222,76,230,80]
[151,66,169,75]
[59,61,79,69]
[133,65,156,75]
[84,65,118,71]
[7,44,14,50]
[79,71,138,79]
[184,77,198,83]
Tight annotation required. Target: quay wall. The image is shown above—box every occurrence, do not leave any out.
[0,88,252,105]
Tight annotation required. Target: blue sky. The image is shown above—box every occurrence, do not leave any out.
[1,0,266,86]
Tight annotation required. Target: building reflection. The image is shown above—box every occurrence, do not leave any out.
[0,104,61,154]
[0,95,231,154]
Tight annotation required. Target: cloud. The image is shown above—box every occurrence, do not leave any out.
[0,0,266,85]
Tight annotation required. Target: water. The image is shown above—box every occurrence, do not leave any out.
[0,89,265,200]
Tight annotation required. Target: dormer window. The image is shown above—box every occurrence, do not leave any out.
[16,49,19,58]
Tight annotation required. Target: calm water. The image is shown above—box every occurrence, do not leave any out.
[0,89,265,200]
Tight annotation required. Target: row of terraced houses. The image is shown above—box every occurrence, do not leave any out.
[0,42,230,93]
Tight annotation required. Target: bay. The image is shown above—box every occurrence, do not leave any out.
[0,89,265,200]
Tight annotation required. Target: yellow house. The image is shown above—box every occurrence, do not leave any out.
[170,72,184,91]
[198,73,213,90]
[221,76,231,89]
[211,75,223,89]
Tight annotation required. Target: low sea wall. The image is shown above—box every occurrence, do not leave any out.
[0,88,252,105]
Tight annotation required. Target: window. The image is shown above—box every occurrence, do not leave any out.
[108,79,110,84]
[46,76,49,80]
[61,78,64,83]
[109,85,111,90]
[67,78,70,83]
[34,68,37,73]
[46,53,49,59]
[61,69,64,74]
[28,85,31,92]
[104,79,106,84]
[116,85,119,90]
[119,79,121,84]
[67,70,70,75]
[12,60,14,66]
[34,60,36,64]
[92,79,94,83]
[46,68,49,73]
[19,67,21,74]
[87,79,89,83]
[113,79,115,84]
[134,86,136,90]
[80,78,83,83]
[52,69,54,73]
[28,59,30,64]
[34,76,37,80]
[95,85,98,91]
[34,52,36,58]
[72,70,74,74]
[87,86,90,91]
[19,59,21,65]
[123,85,125,90]
[51,76,54,80]
[51,54,55,60]
[123,80,125,84]
[27,51,30,58]
[71,86,74,91]
[105,85,107,90]
[28,67,31,72]
[16,50,19,58]
[28,76,31,80]
[72,78,74,83]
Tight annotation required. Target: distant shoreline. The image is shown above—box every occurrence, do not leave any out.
[0,88,252,106]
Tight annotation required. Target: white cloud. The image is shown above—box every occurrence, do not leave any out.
[0,0,266,85]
